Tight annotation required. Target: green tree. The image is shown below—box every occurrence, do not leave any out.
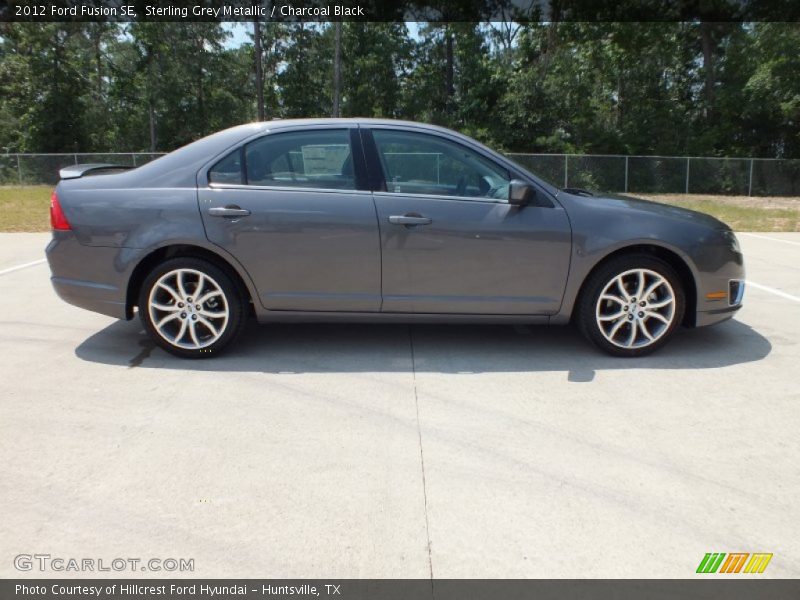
[2,20,800,162]
[0,24,92,152]
[341,22,410,118]
[741,23,800,158]
[118,22,251,151]
[277,23,331,118]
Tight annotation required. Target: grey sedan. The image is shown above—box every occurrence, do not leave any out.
[46,119,745,358]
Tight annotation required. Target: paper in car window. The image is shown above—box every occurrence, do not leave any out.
[301,144,350,175]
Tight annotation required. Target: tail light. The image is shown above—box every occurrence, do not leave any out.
[50,190,71,231]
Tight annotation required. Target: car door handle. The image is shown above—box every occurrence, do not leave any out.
[388,215,432,226]
[208,206,251,218]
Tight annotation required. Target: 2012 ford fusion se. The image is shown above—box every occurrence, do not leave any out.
[46,118,744,358]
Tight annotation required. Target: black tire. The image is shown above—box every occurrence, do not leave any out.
[138,257,247,358]
[575,254,686,357]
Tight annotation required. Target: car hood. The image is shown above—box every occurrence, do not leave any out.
[560,191,732,232]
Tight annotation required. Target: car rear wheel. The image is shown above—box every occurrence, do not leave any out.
[576,255,685,357]
[138,257,246,358]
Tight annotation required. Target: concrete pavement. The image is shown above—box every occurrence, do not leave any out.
[0,232,798,578]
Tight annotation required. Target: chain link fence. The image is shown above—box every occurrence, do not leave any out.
[2,151,799,196]
[507,154,800,196]
[0,153,166,186]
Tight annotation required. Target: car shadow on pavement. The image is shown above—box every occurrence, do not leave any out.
[75,318,771,380]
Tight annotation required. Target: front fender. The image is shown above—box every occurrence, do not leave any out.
[552,194,741,324]
[554,236,704,325]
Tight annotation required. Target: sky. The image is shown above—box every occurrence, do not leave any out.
[223,22,251,47]
[221,22,424,49]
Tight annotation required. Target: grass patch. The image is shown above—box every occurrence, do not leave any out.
[0,185,51,232]
[0,186,798,233]
[636,194,800,232]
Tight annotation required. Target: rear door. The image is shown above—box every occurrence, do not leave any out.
[365,127,572,315]
[199,127,382,312]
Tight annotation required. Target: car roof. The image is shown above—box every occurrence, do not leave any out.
[260,117,456,134]
[64,118,556,196]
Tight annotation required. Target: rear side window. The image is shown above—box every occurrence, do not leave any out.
[251,129,356,190]
[208,150,243,185]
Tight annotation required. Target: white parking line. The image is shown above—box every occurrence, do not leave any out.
[747,280,800,303]
[739,233,800,247]
[0,258,46,276]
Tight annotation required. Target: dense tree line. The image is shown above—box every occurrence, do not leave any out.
[0,21,798,158]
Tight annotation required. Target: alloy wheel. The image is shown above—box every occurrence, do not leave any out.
[147,268,230,350]
[595,268,676,349]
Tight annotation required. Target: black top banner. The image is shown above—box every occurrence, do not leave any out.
[2,0,800,22]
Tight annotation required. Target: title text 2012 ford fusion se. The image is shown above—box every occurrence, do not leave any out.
[46,119,745,358]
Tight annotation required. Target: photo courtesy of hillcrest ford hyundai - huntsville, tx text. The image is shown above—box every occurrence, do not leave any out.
[46,119,745,358]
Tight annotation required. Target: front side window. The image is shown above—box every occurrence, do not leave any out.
[372,129,510,200]
[246,129,355,190]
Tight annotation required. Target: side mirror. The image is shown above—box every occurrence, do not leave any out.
[509,179,536,206]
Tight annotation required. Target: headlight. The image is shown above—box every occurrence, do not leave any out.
[723,230,741,253]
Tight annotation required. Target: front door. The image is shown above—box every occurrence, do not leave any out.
[367,128,572,315]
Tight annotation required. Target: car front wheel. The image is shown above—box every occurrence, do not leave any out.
[576,255,686,357]
[138,257,246,358]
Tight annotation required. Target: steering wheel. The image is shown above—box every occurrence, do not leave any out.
[477,175,491,197]
[455,175,467,196]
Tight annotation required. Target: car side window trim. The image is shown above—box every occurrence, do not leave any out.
[206,183,373,195]
[365,127,513,203]
[239,145,248,185]
[359,128,387,192]
[349,128,370,191]
[206,127,368,193]
[372,190,511,205]
[362,125,557,208]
